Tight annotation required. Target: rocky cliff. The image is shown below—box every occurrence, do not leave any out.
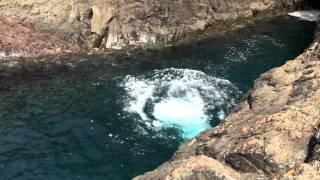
[134,18,320,180]
[0,0,319,179]
[0,0,305,56]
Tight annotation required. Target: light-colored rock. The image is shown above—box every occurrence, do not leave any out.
[90,4,114,35]
[134,155,265,180]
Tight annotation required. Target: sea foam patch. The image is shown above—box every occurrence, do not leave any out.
[121,68,240,139]
[288,10,320,22]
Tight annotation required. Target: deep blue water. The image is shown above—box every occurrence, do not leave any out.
[0,16,315,179]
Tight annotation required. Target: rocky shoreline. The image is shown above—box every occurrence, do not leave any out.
[134,14,320,180]
[0,16,81,58]
[0,0,308,58]
[0,1,319,179]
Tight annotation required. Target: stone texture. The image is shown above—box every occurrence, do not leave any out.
[0,0,319,179]
[90,4,113,35]
[0,16,80,58]
[134,155,266,180]
[0,0,306,54]
[135,18,320,180]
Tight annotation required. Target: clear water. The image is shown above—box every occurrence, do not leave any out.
[0,16,315,179]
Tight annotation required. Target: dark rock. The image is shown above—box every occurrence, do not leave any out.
[225,153,260,173]
[305,130,320,163]
[225,153,279,174]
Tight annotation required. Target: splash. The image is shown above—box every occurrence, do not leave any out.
[121,68,240,139]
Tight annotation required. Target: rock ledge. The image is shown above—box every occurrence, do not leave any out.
[135,14,320,180]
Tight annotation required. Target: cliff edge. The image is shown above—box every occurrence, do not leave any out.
[134,19,320,180]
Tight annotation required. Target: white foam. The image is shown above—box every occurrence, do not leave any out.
[122,77,155,120]
[153,90,210,138]
[288,10,320,22]
[121,68,240,139]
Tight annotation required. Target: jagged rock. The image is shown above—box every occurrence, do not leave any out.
[0,0,306,55]
[134,155,267,180]
[305,130,320,163]
[281,163,320,179]
[90,4,113,35]
[0,0,319,179]
[225,153,279,175]
[135,17,320,180]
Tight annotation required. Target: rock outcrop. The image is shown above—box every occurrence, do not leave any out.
[0,0,319,179]
[135,19,320,180]
[0,0,306,55]
[0,16,80,58]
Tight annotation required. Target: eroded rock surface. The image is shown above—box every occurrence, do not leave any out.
[0,17,80,58]
[135,20,320,180]
[0,0,305,55]
[135,155,266,180]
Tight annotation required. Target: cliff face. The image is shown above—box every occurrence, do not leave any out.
[135,21,320,180]
[0,17,80,57]
[0,0,305,54]
[0,1,319,179]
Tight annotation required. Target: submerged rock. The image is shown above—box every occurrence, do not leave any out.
[135,18,320,180]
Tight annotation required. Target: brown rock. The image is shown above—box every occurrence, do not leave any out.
[134,155,266,180]
[0,16,80,58]
[0,0,306,54]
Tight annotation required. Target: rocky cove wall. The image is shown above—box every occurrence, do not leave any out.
[134,17,320,180]
[0,0,306,52]
[0,1,319,179]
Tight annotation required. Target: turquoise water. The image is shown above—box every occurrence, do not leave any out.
[0,16,315,179]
